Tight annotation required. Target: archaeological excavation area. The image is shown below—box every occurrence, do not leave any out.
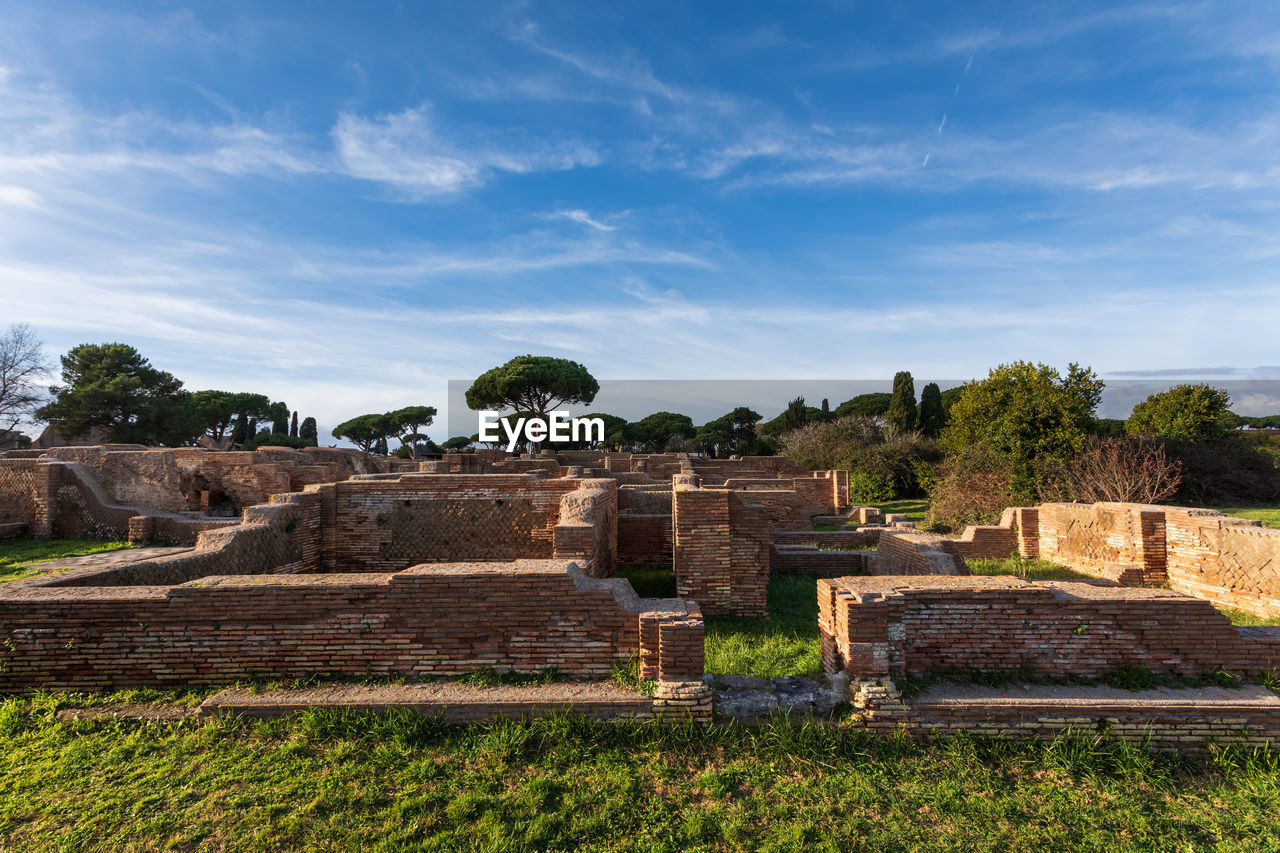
[1,444,1279,745]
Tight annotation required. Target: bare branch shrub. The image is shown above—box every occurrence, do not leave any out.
[1044,435,1182,504]
[0,323,49,431]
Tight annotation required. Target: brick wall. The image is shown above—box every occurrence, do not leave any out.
[819,575,1280,681]
[311,474,618,577]
[618,515,673,564]
[1036,502,1168,585]
[0,561,704,690]
[1029,502,1279,617]
[875,531,972,575]
[43,446,382,515]
[672,485,770,616]
[1164,509,1280,618]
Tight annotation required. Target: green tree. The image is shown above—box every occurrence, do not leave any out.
[332,413,392,454]
[386,405,438,459]
[579,412,628,449]
[466,356,598,421]
[1125,384,1234,443]
[36,343,201,446]
[290,411,298,438]
[269,402,290,436]
[191,390,238,443]
[941,362,1104,493]
[918,382,945,437]
[631,411,695,452]
[465,355,598,452]
[834,393,892,418]
[299,416,319,443]
[441,436,472,450]
[699,407,763,456]
[374,436,388,456]
[886,371,917,432]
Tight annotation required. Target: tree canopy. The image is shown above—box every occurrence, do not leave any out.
[36,343,201,446]
[630,411,695,452]
[941,362,1104,466]
[918,382,945,437]
[386,405,438,458]
[834,393,891,419]
[465,355,598,420]
[332,413,392,454]
[1125,384,1234,443]
[886,371,917,432]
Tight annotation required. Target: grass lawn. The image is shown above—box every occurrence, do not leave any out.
[619,565,821,677]
[1213,506,1280,530]
[2,698,1279,851]
[967,555,1096,581]
[0,537,133,583]
[870,498,929,524]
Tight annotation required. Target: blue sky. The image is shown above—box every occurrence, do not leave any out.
[2,1,1279,441]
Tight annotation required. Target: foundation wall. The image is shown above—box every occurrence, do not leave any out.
[819,576,1280,681]
[0,561,703,690]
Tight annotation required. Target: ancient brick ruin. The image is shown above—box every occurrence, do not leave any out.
[3,446,1279,741]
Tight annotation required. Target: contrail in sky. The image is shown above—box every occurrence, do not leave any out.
[923,52,975,167]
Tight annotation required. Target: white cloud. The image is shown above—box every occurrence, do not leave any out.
[332,106,598,199]
[556,209,616,231]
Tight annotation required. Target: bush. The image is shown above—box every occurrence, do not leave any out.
[779,416,938,500]
[778,415,882,471]
[1166,437,1280,505]
[927,445,1021,532]
[1039,435,1182,504]
[848,470,894,503]
[242,432,316,450]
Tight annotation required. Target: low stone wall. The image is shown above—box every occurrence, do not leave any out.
[770,545,873,576]
[0,561,703,691]
[875,531,972,576]
[819,576,1280,682]
[1033,502,1280,618]
[1164,509,1280,619]
[314,473,618,577]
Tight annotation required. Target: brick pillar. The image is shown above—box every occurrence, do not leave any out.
[31,461,60,539]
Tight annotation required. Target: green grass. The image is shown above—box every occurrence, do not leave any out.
[618,565,821,678]
[1217,608,1280,627]
[967,555,1096,581]
[869,499,929,524]
[2,699,1280,851]
[0,537,133,583]
[705,575,822,677]
[617,563,678,598]
[1213,506,1280,530]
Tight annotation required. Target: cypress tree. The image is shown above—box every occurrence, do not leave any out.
[290,411,299,438]
[918,382,945,437]
[886,371,917,432]
[300,417,319,443]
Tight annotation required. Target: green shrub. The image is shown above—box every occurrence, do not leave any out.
[848,470,894,503]
[927,444,1021,532]
[242,432,316,450]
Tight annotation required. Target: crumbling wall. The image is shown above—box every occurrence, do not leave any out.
[0,459,42,536]
[0,561,703,690]
[819,575,1280,681]
[1036,502,1167,585]
[42,446,381,515]
[1164,509,1280,619]
[875,530,972,576]
[314,474,619,577]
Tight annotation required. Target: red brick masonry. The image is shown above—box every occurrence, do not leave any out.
[820,575,1280,681]
[0,560,703,691]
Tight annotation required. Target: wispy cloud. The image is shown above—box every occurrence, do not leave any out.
[555,208,617,231]
[332,105,599,199]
